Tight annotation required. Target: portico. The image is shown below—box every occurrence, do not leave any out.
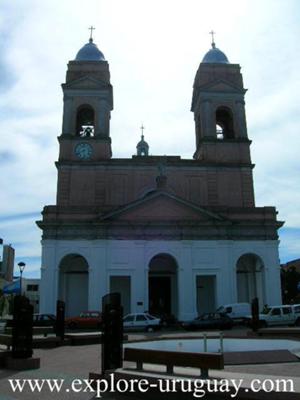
[39,238,281,319]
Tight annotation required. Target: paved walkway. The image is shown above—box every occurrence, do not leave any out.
[0,345,101,400]
[0,329,299,399]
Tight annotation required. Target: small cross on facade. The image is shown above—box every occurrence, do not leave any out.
[140,124,145,137]
[209,30,215,44]
[89,26,95,40]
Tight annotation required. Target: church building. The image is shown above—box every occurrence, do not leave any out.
[37,34,283,319]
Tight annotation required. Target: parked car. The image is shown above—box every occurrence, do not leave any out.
[65,311,102,330]
[0,319,7,333]
[245,304,300,327]
[181,312,234,331]
[293,304,300,324]
[152,313,178,328]
[123,313,161,332]
[216,303,251,323]
[33,314,56,327]
[4,314,56,329]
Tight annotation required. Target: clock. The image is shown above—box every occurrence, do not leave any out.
[74,143,93,160]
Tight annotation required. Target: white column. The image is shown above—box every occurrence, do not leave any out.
[256,269,264,310]
[263,243,282,306]
[177,244,197,321]
[39,242,58,314]
[215,241,233,306]
[143,267,149,313]
[89,244,108,311]
[131,242,147,313]
[88,267,98,310]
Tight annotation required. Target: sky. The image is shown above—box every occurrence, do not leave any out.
[0,0,299,278]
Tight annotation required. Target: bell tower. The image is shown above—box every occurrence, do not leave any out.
[191,35,250,164]
[136,125,149,156]
[58,32,113,162]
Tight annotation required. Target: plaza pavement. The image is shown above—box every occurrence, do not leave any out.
[0,329,299,400]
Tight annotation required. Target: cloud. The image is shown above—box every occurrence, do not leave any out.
[0,150,15,163]
[279,228,300,263]
[1,212,42,277]
[0,0,299,278]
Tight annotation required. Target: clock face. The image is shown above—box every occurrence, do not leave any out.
[74,143,93,160]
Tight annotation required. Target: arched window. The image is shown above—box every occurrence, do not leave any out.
[76,105,95,136]
[215,107,235,139]
[58,254,89,317]
[138,147,148,156]
[236,253,265,308]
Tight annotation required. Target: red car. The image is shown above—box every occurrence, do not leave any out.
[66,311,102,330]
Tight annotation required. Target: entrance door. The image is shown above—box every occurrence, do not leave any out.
[110,276,131,316]
[196,275,216,315]
[65,272,88,317]
[58,254,89,318]
[149,276,171,315]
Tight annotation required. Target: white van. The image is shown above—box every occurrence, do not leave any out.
[216,303,251,322]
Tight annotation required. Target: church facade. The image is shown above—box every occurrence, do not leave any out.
[37,37,283,319]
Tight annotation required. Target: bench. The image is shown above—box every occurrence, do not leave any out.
[5,326,54,337]
[0,333,61,350]
[257,327,300,339]
[124,348,224,378]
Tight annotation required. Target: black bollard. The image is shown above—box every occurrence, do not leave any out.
[55,300,65,340]
[12,295,33,359]
[101,293,123,375]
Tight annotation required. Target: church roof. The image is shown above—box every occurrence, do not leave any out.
[99,190,228,222]
[75,38,105,61]
[202,42,229,64]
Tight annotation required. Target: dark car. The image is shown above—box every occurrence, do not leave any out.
[5,314,56,328]
[33,314,56,327]
[152,313,178,328]
[181,312,233,331]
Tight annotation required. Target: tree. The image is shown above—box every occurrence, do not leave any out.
[281,266,300,304]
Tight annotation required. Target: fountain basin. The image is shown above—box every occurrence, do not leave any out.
[126,338,299,354]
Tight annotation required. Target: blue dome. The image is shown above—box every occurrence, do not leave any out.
[75,39,105,61]
[202,44,229,64]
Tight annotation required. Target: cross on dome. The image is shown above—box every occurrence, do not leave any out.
[209,30,216,48]
[136,124,149,156]
[89,26,95,42]
[202,30,229,63]
[140,124,145,139]
[75,27,105,61]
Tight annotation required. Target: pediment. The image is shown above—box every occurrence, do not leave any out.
[63,76,109,90]
[200,79,245,94]
[100,191,226,222]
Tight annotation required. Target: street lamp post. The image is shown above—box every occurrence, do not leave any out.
[18,262,26,296]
